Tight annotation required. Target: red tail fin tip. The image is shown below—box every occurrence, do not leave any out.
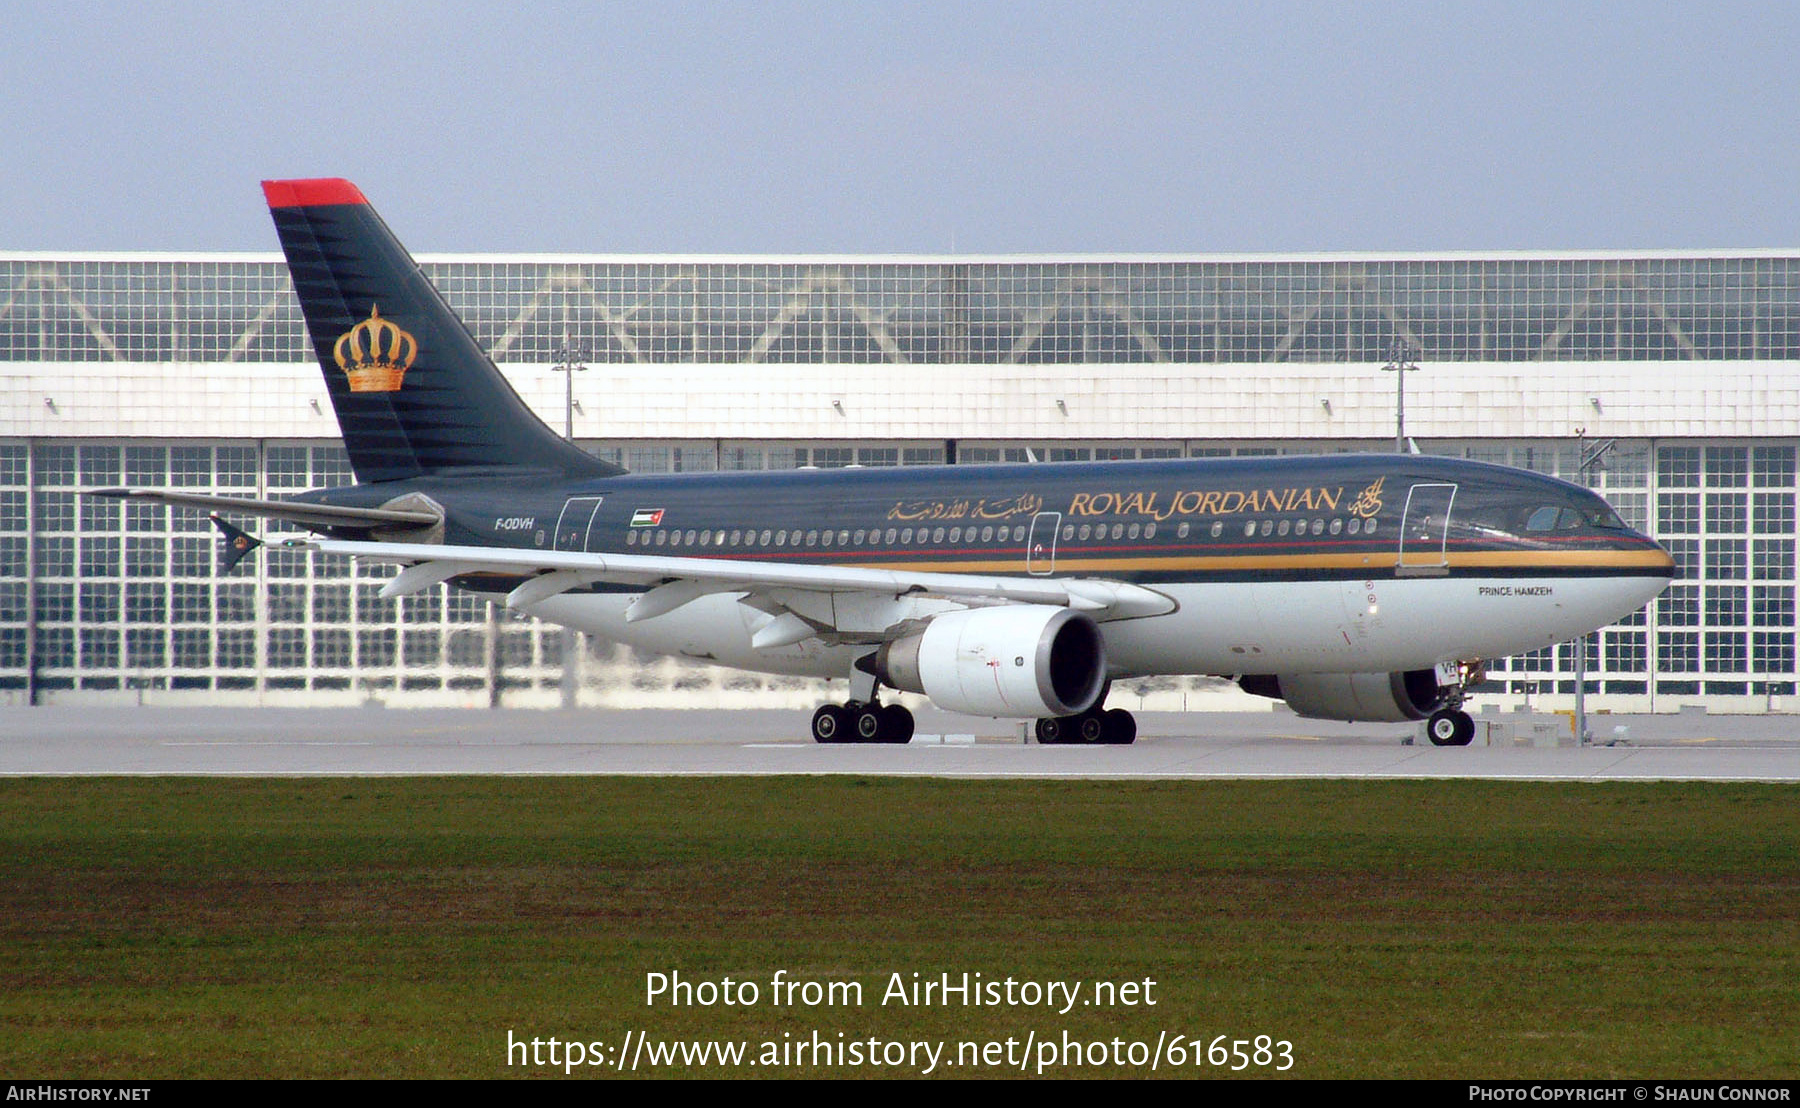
[261,178,368,209]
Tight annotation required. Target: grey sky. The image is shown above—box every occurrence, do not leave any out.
[3,1,1797,253]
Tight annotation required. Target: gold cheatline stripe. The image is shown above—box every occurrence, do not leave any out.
[854,549,1675,575]
[448,548,1672,577]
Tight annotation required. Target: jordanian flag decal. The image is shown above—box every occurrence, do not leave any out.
[630,508,665,527]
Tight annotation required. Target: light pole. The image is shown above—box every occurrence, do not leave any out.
[1570,428,1616,747]
[1381,338,1419,453]
[550,336,591,710]
[552,337,591,440]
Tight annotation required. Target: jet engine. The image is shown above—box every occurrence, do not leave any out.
[1238,669,1447,723]
[876,605,1107,718]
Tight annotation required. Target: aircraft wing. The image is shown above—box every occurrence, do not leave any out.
[92,488,440,532]
[297,538,1175,643]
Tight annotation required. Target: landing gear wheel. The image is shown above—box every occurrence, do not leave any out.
[1103,708,1138,746]
[1427,709,1475,747]
[853,705,885,743]
[879,704,914,744]
[1075,712,1107,744]
[1035,717,1064,745]
[811,704,849,744]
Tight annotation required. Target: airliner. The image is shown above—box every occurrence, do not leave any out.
[102,179,1675,746]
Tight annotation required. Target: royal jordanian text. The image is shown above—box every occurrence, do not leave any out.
[1068,486,1346,521]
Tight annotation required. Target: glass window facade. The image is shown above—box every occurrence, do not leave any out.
[1,433,1792,708]
[4,254,1797,365]
[4,250,1795,710]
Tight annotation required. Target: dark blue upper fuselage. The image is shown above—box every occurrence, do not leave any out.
[300,452,1671,586]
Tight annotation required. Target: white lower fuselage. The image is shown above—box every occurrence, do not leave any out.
[510,570,1668,684]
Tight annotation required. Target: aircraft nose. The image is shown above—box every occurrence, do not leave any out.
[1630,533,1677,577]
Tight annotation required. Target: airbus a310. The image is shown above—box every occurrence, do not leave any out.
[103,179,1674,746]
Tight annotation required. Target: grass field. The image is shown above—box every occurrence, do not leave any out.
[0,776,1795,1078]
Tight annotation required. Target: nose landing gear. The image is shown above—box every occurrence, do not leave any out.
[1425,660,1485,746]
[1426,708,1476,746]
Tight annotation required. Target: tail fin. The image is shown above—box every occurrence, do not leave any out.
[262,178,621,484]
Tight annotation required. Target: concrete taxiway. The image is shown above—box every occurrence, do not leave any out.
[1,707,1795,780]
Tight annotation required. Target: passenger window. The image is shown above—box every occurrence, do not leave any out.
[1210,521,1223,538]
[1330,518,1343,534]
[981,526,994,542]
[1347,518,1361,535]
[1365,519,1379,535]
[1278,520,1291,537]
[1177,522,1190,538]
[949,527,962,543]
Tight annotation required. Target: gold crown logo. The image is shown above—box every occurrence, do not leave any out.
[332,305,418,393]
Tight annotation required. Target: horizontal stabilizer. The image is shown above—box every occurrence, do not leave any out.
[210,513,263,573]
[93,488,439,532]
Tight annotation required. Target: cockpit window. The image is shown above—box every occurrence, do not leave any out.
[1584,504,1629,529]
[1523,503,1630,532]
[1525,506,1563,532]
[1462,492,1633,535]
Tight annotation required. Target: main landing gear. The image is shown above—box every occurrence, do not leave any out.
[811,701,916,745]
[813,658,917,744]
[1425,660,1485,746]
[1034,704,1138,745]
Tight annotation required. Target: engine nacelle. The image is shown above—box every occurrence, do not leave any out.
[876,606,1106,718]
[1238,670,1446,723]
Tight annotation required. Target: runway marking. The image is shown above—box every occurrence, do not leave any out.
[10,770,1794,783]
[161,741,374,747]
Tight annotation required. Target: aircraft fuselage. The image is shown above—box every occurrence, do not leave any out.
[302,450,1672,684]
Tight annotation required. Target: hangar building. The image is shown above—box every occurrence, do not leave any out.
[3,250,1796,712]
